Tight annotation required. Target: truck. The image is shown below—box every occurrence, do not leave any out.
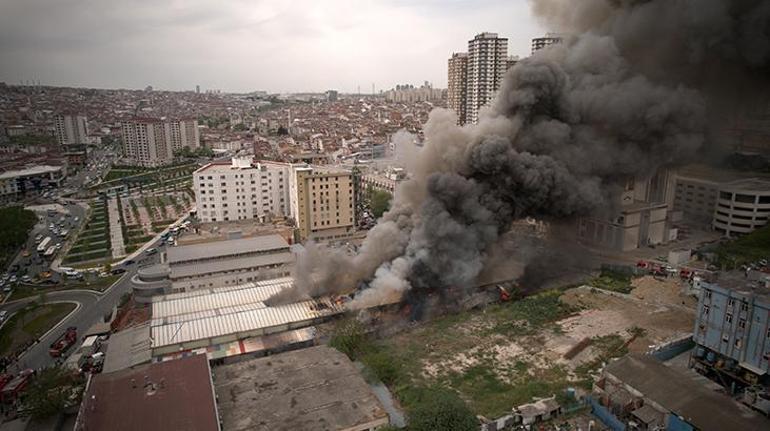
[49,326,78,358]
[36,237,51,253]
[0,369,35,404]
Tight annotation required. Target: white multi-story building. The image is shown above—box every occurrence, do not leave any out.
[0,165,65,204]
[193,157,292,223]
[54,114,88,146]
[465,32,508,124]
[121,117,199,167]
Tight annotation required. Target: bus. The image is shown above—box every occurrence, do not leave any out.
[37,237,52,253]
[44,246,57,258]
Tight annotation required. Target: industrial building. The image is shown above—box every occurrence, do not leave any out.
[691,273,770,388]
[593,354,767,430]
[75,354,220,431]
[132,234,294,301]
[148,277,344,357]
[577,173,675,251]
[212,345,390,431]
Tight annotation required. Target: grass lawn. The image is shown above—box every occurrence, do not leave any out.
[589,270,634,294]
[710,225,770,269]
[336,290,583,418]
[8,275,121,301]
[0,303,76,356]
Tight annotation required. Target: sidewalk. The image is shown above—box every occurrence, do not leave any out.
[107,197,126,258]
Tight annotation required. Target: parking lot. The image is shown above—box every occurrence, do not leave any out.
[1,203,86,294]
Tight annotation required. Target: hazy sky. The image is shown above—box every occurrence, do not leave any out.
[0,0,546,93]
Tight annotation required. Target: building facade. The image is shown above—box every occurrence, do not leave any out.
[448,52,469,125]
[132,234,294,301]
[466,32,509,124]
[54,114,88,146]
[578,173,673,251]
[121,118,200,167]
[289,165,355,241]
[670,166,770,236]
[692,276,770,381]
[193,158,292,223]
[531,33,564,54]
[0,165,65,204]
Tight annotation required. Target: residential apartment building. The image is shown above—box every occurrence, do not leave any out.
[691,273,770,383]
[289,165,355,241]
[54,114,88,146]
[466,32,509,124]
[193,157,292,223]
[669,164,770,236]
[121,117,199,167]
[531,33,564,54]
[0,165,65,204]
[448,53,469,125]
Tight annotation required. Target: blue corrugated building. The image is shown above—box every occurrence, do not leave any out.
[691,272,770,387]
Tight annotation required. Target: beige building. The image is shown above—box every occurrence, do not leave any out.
[448,52,469,125]
[121,117,200,167]
[669,164,770,236]
[290,165,355,241]
[54,114,88,146]
[531,33,564,54]
[578,173,673,251]
[193,157,292,223]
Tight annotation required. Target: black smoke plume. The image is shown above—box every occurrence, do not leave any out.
[284,0,770,309]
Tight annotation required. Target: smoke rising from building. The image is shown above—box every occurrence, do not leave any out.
[283,0,770,310]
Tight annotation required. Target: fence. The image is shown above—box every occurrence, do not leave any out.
[648,335,694,362]
[586,396,626,431]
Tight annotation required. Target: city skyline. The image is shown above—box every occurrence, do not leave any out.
[0,0,546,94]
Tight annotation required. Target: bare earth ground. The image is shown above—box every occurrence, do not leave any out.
[371,275,697,418]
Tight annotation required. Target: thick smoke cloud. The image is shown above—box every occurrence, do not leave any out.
[282,0,769,309]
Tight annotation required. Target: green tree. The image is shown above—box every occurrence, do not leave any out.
[329,319,369,359]
[0,206,37,267]
[370,189,393,218]
[407,388,479,431]
[25,367,84,420]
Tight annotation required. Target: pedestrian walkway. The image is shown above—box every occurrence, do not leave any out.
[107,197,126,258]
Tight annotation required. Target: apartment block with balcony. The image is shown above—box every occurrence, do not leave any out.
[193,157,291,223]
[121,117,199,167]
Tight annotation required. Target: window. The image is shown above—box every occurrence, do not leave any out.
[703,305,710,315]
[735,339,742,349]
[741,302,748,312]
[739,318,746,329]
[725,313,733,323]
[704,290,712,299]
[728,298,735,307]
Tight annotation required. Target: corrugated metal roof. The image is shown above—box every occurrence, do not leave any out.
[151,277,293,319]
[166,235,289,264]
[151,298,342,349]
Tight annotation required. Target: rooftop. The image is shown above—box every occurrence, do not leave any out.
[166,234,290,265]
[604,355,767,431]
[723,178,770,193]
[213,345,389,431]
[0,165,63,179]
[169,251,293,279]
[102,323,152,373]
[77,354,219,431]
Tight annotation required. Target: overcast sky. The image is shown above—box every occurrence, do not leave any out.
[0,0,546,93]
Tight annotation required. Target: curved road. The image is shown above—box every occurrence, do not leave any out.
[1,267,138,370]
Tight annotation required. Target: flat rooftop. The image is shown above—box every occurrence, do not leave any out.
[166,234,290,264]
[78,354,219,431]
[605,355,767,431]
[724,178,770,192]
[0,165,63,179]
[169,251,293,279]
[213,345,389,431]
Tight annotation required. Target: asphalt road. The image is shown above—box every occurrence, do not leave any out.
[2,267,136,370]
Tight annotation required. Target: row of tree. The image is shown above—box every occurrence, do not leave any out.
[0,206,37,268]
